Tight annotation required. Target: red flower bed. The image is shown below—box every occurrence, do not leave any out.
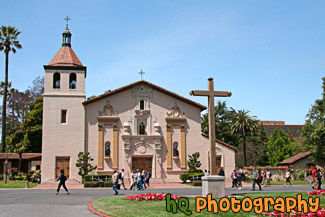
[262,207,325,216]
[307,190,325,196]
[125,193,180,201]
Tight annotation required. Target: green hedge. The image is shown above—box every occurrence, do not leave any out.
[84,181,113,188]
[84,175,112,182]
[179,172,204,183]
[192,180,202,186]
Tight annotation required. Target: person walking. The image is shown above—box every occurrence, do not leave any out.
[284,169,292,187]
[130,170,134,190]
[56,169,70,195]
[237,167,242,190]
[119,169,127,190]
[265,169,271,187]
[112,170,119,195]
[312,167,317,189]
[252,167,262,191]
[316,168,322,190]
[232,169,238,189]
[145,169,151,188]
[141,170,147,189]
[136,169,144,190]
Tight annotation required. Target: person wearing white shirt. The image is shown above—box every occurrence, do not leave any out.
[265,169,271,187]
[284,169,291,186]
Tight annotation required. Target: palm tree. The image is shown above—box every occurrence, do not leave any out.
[0,26,22,153]
[231,109,258,166]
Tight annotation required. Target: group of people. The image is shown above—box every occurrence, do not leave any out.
[112,168,151,195]
[308,167,323,190]
[231,166,243,190]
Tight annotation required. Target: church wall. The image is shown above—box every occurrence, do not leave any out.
[85,83,236,183]
[42,96,85,183]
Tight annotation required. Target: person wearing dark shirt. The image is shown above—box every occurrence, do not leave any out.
[218,167,225,176]
[56,169,70,195]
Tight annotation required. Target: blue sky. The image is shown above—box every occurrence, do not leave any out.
[1,1,325,124]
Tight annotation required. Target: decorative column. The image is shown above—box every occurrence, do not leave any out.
[166,125,172,170]
[113,125,118,169]
[98,124,104,170]
[181,125,186,170]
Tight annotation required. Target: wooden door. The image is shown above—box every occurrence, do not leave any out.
[132,157,152,174]
[216,156,222,174]
[56,157,70,179]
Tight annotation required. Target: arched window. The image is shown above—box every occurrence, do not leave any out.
[105,142,111,157]
[173,142,179,157]
[53,73,60,89]
[69,73,77,89]
[140,100,144,110]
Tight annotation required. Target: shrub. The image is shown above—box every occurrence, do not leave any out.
[104,181,113,187]
[84,180,113,188]
[192,180,202,186]
[179,172,204,183]
[28,170,35,176]
[84,181,100,188]
[0,174,3,180]
[180,173,189,183]
[84,175,112,182]
[30,170,41,183]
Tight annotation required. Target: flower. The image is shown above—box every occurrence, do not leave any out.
[124,193,180,202]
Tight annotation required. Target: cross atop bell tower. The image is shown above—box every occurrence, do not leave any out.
[64,16,71,28]
[62,16,72,47]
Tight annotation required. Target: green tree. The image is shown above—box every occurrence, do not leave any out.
[236,124,268,167]
[302,77,325,164]
[231,109,258,167]
[7,97,43,170]
[201,101,240,146]
[76,152,97,183]
[266,129,294,166]
[0,26,22,153]
[187,152,201,173]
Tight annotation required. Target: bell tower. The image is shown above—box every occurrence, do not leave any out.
[41,18,86,183]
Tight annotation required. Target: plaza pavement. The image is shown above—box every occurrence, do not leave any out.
[0,184,315,217]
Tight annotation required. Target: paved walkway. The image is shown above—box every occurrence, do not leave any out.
[0,185,315,217]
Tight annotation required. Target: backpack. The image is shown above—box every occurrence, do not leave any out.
[118,173,122,179]
[269,172,272,177]
[258,172,262,181]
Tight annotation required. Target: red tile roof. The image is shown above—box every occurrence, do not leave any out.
[279,152,310,165]
[244,166,289,170]
[0,153,42,160]
[83,80,207,111]
[201,133,238,151]
[48,46,83,67]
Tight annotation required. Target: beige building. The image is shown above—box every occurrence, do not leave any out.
[41,26,237,184]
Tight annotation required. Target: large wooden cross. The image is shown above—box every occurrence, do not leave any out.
[190,77,232,175]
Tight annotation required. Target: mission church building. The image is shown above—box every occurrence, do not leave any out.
[41,24,237,184]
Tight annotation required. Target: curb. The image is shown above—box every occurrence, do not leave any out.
[88,201,112,217]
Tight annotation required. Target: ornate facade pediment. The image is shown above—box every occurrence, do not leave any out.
[167,102,185,118]
[131,85,153,98]
[98,100,118,116]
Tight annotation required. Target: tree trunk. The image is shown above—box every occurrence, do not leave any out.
[1,51,9,153]
[242,129,247,167]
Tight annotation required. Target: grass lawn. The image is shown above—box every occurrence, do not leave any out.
[0,181,38,188]
[244,180,308,185]
[92,192,324,217]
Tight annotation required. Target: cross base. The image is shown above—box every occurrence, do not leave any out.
[202,175,225,197]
